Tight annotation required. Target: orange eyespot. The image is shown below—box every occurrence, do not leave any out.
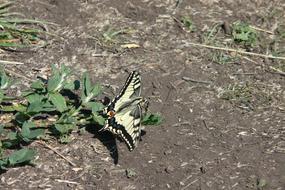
[107,111,116,118]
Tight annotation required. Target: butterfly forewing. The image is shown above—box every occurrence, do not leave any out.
[113,71,141,112]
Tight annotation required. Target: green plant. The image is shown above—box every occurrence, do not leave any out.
[218,83,272,110]
[142,113,163,125]
[181,16,195,32]
[202,23,221,44]
[218,83,254,110]
[232,21,258,47]
[212,52,239,65]
[0,148,36,170]
[0,2,53,48]
[0,64,105,171]
[276,24,285,39]
[0,68,10,102]
[102,27,128,43]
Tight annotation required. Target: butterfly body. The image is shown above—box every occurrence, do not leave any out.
[102,71,143,151]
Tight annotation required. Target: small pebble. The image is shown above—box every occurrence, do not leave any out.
[152,91,160,95]
[165,165,174,173]
[174,141,183,146]
[200,166,206,174]
[126,168,137,178]
[164,149,172,155]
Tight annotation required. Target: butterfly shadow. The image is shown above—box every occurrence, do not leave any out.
[85,124,119,165]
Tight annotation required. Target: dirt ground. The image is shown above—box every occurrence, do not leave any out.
[1,0,285,189]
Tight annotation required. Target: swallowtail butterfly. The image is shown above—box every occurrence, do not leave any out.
[102,71,143,151]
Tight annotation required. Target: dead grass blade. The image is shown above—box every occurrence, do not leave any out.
[0,60,24,65]
[35,141,77,167]
[185,42,285,60]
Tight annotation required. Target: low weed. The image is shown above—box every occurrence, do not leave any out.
[218,83,272,110]
[212,51,239,65]
[181,16,195,32]
[0,2,53,49]
[232,21,258,47]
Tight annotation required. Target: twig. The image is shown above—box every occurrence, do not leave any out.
[35,141,77,167]
[269,66,285,76]
[182,76,212,84]
[55,179,80,185]
[172,121,191,127]
[4,68,34,82]
[241,56,259,65]
[232,73,256,75]
[92,53,120,57]
[0,60,24,65]
[202,120,210,131]
[184,42,285,60]
[181,179,199,190]
[249,25,274,35]
[172,16,187,33]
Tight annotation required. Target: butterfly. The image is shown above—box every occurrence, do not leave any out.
[101,71,144,151]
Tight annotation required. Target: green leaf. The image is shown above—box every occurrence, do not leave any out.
[0,125,4,134]
[41,101,57,112]
[8,148,36,166]
[87,102,105,113]
[58,64,71,76]
[91,84,102,97]
[64,80,80,90]
[0,69,10,89]
[56,113,76,124]
[55,123,75,134]
[0,103,27,112]
[14,112,30,125]
[49,92,67,112]
[47,73,61,92]
[2,132,19,148]
[27,128,44,140]
[54,114,77,135]
[81,73,102,104]
[20,121,44,142]
[47,65,70,92]
[21,90,34,97]
[0,89,3,102]
[181,16,195,32]
[25,93,47,113]
[93,113,105,126]
[27,100,44,113]
[232,21,257,46]
[31,80,45,90]
[142,113,163,125]
[26,93,44,104]
[21,122,33,141]
[0,159,8,170]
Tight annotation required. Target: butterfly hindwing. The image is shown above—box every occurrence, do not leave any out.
[115,100,142,150]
